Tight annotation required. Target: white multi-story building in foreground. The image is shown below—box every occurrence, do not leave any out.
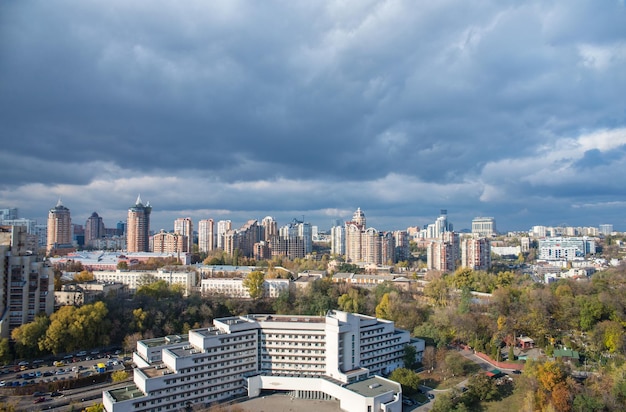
[103,310,424,412]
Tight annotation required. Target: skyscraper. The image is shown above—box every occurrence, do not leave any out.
[46,199,72,255]
[126,195,152,253]
[216,220,232,249]
[85,212,105,247]
[198,219,215,253]
[174,217,193,252]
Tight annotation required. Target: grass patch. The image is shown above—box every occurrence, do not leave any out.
[418,371,467,390]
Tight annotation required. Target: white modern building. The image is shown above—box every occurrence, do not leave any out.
[538,237,596,261]
[93,269,198,294]
[103,310,424,412]
[200,277,290,298]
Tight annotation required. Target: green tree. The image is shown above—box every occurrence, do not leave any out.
[375,293,393,320]
[388,367,421,395]
[111,370,129,382]
[338,288,364,313]
[84,404,105,412]
[74,270,95,282]
[243,271,265,299]
[0,338,11,365]
[403,344,417,369]
[466,372,499,402]
[11,315,49,358]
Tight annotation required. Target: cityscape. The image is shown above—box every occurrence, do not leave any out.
[2,0,626,411]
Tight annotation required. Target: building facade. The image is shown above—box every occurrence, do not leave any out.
[0,226,55,338]
[173,218,194,253]
[46,199,72,255]
[461,237,491,270]
[85,212,106,247]
[103,310,424,412]
[197,219,215,253]
[126,195,152,253]
[471,217,496,237]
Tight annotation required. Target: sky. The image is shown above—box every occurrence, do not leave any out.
[1,0,626,234]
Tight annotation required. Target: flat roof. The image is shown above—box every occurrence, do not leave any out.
[108,384,146,402]
[344,376,399,398]
[250,314,325,323]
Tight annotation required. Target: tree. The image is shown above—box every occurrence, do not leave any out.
[74,270,95,282]
[376,292,394,320]
[388,368,421,395]
[422,346,436,371]
[466,373,499,402]
[424,277,449,307]
[11,315,49,358]
[243,271,265,299]
[403,344,417,369]
[111,370,129,382]
[84,404,105,412]
[0,339,11,366]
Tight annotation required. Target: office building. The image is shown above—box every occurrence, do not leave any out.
[197,219,215,253]
[471,217,497,237]
[103,310,424,412]
[126,195,152,253]
[0,225,54,338]
[538,237,596,261]
[173,218,193,253]
[46,199,72,255]
[0,208,18,221]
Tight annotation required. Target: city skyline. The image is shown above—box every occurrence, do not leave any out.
[1,1,625,232]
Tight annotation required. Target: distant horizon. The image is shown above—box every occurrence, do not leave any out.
[2,202,620,235]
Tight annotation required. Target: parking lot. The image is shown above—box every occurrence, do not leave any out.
[0,348,127,389]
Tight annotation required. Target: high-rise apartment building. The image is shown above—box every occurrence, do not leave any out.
[330,225,345,256]
[152,230,186,254]
[216,220,232,249]
[461,237,491,270]
[174,218,193,253]
[85,212,106,247]
[197,219,215,253]
[0,225,54,338]
[46,199,72,255]
[599,224,613,236]
[261,216,278,242]
[126,195,152,253]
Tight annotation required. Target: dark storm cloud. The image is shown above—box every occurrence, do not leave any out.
[1,0,626,231]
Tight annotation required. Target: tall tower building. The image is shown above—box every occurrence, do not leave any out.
[344,208,366,263]
[261,216,278,242]
[85,212,105,247]
[216,220,232,249]
[46,199,72,255]
[198,219,215,253]
[126,195,152,253]
[174,217,194,253]
[331,225,345,256]
[1,225,55,338]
